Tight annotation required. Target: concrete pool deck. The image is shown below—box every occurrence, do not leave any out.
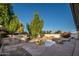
[22,38,76,56]
[0,38,79,56]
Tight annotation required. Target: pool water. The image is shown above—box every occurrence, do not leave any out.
[44,40,56,47]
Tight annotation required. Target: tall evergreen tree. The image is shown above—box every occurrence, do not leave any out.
[27,12,44,39]
[0,4,14,25]
[0,3,22,34]
[5,14,19,34]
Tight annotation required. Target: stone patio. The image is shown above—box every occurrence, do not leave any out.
[0,37,79,56]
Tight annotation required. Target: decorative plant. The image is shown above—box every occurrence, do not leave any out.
[35,40,44,45]
[26,12,44,39]
[61,32,71,38]
[0,4,23,35]
[0,4,14,26]
[5,14,19,35]
[0,4,14,48]
[17,22,24,33]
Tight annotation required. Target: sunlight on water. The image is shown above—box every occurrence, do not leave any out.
[44,40,56,47]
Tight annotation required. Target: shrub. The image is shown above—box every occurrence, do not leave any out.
[26,12,44,39]
[35,40,44,45]
[5,15,20,34]
[61,32,71,38]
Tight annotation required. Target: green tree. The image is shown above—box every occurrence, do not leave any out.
[5,14,19,34]
[54,30,61,34]
[0,4,13,25]
[0,4,21,34]
[26,23,31,34]
[17,22,24,33]
[26,12,44,39]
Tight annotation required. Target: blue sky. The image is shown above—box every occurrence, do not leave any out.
[13,3,76,33]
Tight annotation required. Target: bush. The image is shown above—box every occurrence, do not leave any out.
[61,32,71,38]
[54,30,61,34]
[35,40,44,45]
[26,12,44,39]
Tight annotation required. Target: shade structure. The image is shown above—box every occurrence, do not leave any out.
[70,3,79,39]
[70,3,79,31]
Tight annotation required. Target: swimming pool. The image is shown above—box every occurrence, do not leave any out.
[44,40,56,47]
